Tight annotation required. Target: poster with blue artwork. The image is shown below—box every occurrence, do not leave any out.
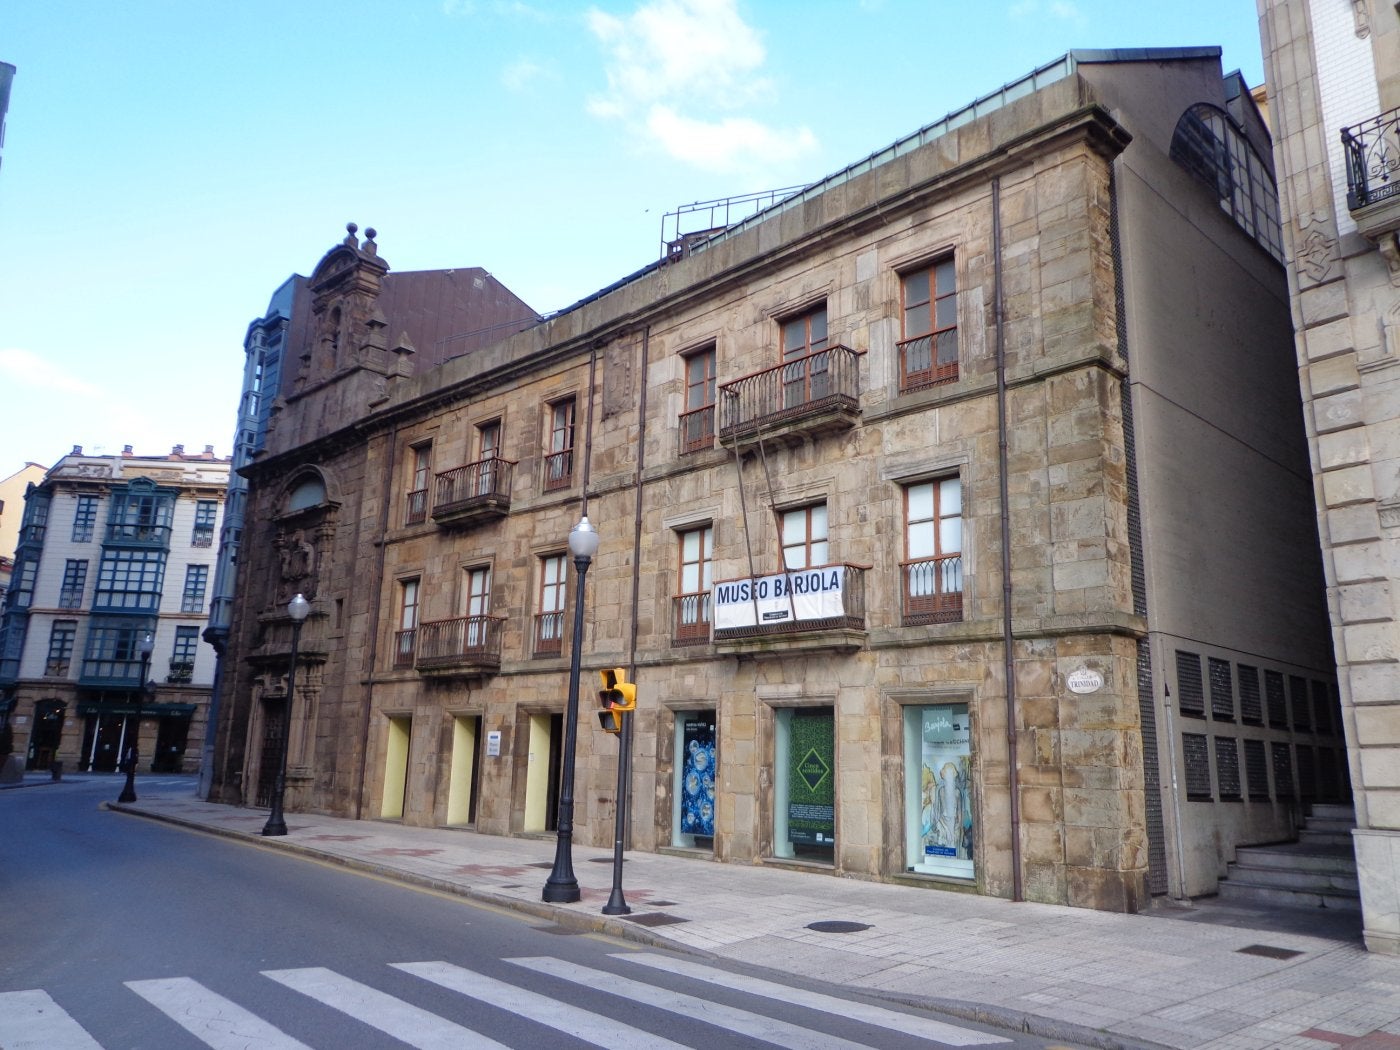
[681,718,716,838]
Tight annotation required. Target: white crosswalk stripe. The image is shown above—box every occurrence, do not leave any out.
[509,954,919,1050]
[4,954,1017,1049]
[0,989,104,1050]
[262,966,510,1050]
[614,951,1011,1046]
[394,960,692,1049]
[125,976,313,1050]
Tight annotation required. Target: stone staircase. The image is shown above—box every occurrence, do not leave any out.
[1218,803,1361,911]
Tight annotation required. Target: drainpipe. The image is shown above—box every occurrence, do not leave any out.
[993,177,1024,902]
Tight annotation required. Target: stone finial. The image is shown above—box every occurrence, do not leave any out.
[363,227,378,257]
[344,222,359,247]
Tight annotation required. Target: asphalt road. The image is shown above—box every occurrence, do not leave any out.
[0,776,1091,1049]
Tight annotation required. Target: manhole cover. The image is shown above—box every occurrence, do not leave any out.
[587,857,623,864]
[806,920,871,934]
[1237,944,1302,960]
[625,913,689,927]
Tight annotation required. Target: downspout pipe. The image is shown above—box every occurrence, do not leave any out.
[993,177,1024,903]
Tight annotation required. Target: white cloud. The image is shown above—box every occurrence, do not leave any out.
[0,348,103,397]
[502,58,547,91]
[586,0,815,173]
[646,105,817,174]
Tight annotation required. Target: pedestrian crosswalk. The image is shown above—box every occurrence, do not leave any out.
[0,952,1012,1049]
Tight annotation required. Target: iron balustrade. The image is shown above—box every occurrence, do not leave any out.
[678,405,715,454]
[897,331,959,392]
[672,591,712,644]
[415,614,505,669]
[712,563,867,639]
[393,628,417,669]
[434,457,514,513]
[167,661,193,684]
[404,488,428,526]
[543,449,574,491]
[1343,107,1400,210]
[718,345,861,439]
[901,554,964,624]
[534,610,564,656]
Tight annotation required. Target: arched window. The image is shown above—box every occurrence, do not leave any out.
[1170,104,1283,263]
[287,476,326,511]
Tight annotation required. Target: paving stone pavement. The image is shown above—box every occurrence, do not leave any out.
[61,777,1400,1050]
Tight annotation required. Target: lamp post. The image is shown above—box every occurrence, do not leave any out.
[118,631,155,803]
[543,515,600,903]
[263,593,311,837]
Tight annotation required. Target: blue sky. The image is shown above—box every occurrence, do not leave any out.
[0,0,1268,469]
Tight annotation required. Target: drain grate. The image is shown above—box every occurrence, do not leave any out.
[1237,944,1303,960]
[587,857,623,864]
[806,920,872,934]
[625,913,689,927]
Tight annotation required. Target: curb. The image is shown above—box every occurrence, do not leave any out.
[106,802,1171,1050]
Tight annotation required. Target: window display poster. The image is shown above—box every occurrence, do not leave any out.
[680,718,716,838]
[920,704,972,872]
[787,710,835,846]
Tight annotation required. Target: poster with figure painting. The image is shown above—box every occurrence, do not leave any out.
[681,718,716,838]
[920,704,973,877]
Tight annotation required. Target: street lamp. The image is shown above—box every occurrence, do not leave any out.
[263,593,311,837]
[118,631,155,803]
[542,515,600,903]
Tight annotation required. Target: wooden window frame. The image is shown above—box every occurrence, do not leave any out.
[899,257,958,391]
[680,346,716,454]
[901,476,963,624]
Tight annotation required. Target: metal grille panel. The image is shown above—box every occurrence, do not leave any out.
[1245,738,1269,800]
[1177,651,1205,717]
[1215,736,1241,800]
[1183,733,1212,800]
[1265,671,1287,727]
[1238,665,1262,725]
[1209,657,1235,721]
[1272,742,1295,799]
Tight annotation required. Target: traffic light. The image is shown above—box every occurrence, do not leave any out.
[597,667,636,733]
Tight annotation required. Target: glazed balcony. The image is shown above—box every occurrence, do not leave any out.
[718,345,861,447]
[712,563,867,656]
[432,458,514,528]
[1342,107,1400,240]
[104,522,171,547]
[414,614,504,679]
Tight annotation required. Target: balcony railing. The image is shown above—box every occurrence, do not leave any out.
[415,614,505,676]
[105,523,172,547]
[1343,107,1400,210]
[404,488,428,527]
[44,659,70,678]
[167,661,193,684]
[191,528,214,548]
[897,331,959,392]
[534,610,564,656]
[393,628,417,669]
[672,591,712,645]
[432,458,514,527]
[713,563,867,653]
[901,554,963,625]
[678,405,715,454]
[543,449,574,492]
[718,345,861,444]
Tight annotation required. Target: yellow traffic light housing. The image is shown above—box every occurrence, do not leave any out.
[597,667,636,733]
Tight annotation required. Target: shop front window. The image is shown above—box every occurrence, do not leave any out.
[672,712,716,849]
[905,703,974,878]
[773,706,835,863]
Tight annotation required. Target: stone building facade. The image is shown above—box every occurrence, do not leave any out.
[1258,0,1400,952]
[210,48,1342,912]
[0,447,230,774]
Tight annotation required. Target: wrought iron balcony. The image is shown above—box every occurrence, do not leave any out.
[534,611,564,657]
[392,628,417,669]
[678,405,715,455]
[403,488,428,527]
[432,458,514,528]
[414,615,504,678]
[718,345,861,447]
[901,554,963,625]
[1343,107,1400,211]
[672,591,712,645]
[166,661,193,684]
[543,449,574,492]
[712,563,867,656]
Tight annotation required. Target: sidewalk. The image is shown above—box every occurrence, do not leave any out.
[100,782,1400,1050]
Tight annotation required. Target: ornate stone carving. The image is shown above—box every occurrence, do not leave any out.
[1296,211,1339,286]
[1352,0,1371,38]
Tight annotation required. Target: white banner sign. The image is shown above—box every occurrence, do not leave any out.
[713,566,846,629]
